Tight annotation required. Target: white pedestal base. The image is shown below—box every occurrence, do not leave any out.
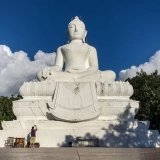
[0,120,159,148]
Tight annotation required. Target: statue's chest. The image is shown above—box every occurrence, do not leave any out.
[61,44,90,59]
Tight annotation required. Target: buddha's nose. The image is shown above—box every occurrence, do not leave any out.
[75,26,78,32]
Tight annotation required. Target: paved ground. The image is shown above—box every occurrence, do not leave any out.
[0,148,159,160]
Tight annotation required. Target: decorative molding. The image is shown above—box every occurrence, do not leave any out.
[19,81,133,98]
[19,81,56,96]
[99,99,139,120]
[12,100,50,120]
[102,81,133,97]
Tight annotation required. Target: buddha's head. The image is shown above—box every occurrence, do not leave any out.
[67,16,87,42]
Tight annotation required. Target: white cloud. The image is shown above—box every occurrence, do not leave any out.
[119,50,160,81]
[0,45,56,96]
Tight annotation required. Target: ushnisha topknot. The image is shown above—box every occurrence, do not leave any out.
[68,16,85,28]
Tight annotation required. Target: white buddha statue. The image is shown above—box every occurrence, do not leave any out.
[37,16,116,82]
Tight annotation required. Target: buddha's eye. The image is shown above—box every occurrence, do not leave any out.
[70,25,75,28]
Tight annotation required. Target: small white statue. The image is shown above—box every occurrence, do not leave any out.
[37,16,116,82]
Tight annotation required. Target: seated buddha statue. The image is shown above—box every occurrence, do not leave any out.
[37,16,116,82]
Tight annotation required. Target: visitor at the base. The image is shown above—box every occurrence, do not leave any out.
[30,125,38,147]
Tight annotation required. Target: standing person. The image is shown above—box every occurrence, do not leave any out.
[26,132,31,147]
[30,125,38,147]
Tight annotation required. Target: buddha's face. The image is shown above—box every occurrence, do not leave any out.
[68,22,86,41]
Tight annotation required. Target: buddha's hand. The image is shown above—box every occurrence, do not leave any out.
[42,67,52,79]
[49,65,62,75]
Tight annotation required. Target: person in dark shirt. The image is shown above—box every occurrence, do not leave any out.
[30,125,37,147]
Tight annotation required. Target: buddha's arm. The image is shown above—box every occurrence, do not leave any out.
[50,47,64,72]
[87,47,99,71]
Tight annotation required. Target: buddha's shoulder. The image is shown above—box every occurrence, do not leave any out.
[88,44,96,51]
[84,44,97,52]
[60,44,69,47]
[58,44,71,50]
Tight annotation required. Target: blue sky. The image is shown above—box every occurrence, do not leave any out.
[1,0,160,95]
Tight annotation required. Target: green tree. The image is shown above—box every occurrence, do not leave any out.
[126,70,160,132]
[0,95,22,129]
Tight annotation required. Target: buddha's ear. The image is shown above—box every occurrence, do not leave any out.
[83,30,87,43]
[66,30,70,43]
[66,30,69,36]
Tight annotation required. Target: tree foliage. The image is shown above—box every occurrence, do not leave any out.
[0,95,22,129]
[126,70,160,131]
